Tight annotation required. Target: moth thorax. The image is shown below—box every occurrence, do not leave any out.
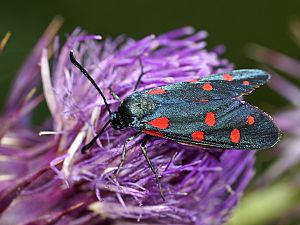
[120,95,156,119]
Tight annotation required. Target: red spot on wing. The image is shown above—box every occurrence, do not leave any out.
[230,128,240,143]
[147,117,169,129]
[223,74,233,81]
[187,79,199,83]
[243,81,250,85]
[193,99,209,102]
[191,131,204,142]
[142,130,164,138]
[204,112,216,127]
[247,115,254,125]
[202,83,213,91]
[146,88,166,95]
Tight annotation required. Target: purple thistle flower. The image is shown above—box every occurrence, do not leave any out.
[0,21,255,225]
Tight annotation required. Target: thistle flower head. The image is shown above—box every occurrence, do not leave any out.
[0,23,255,225]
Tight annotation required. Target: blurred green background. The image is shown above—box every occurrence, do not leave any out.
[1,1,300,224]
[1,0,300,110]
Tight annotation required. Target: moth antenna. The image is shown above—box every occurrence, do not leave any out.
[81,120,110,154]
[69,51,112,114]
[134,56,145,91]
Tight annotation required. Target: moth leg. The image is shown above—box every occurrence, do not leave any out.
[114,133,141,176]
[108,86,121,102]
[133,57,145,91]
[140,135,165,201]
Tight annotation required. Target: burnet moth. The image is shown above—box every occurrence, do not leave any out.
[69,51,280,200]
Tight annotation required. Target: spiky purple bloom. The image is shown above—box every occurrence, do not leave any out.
[0,22,255,225]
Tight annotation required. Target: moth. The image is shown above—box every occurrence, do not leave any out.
[70,51,280,200]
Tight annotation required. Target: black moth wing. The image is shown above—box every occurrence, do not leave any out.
[140,69,270,102]
[140,98,280,150]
